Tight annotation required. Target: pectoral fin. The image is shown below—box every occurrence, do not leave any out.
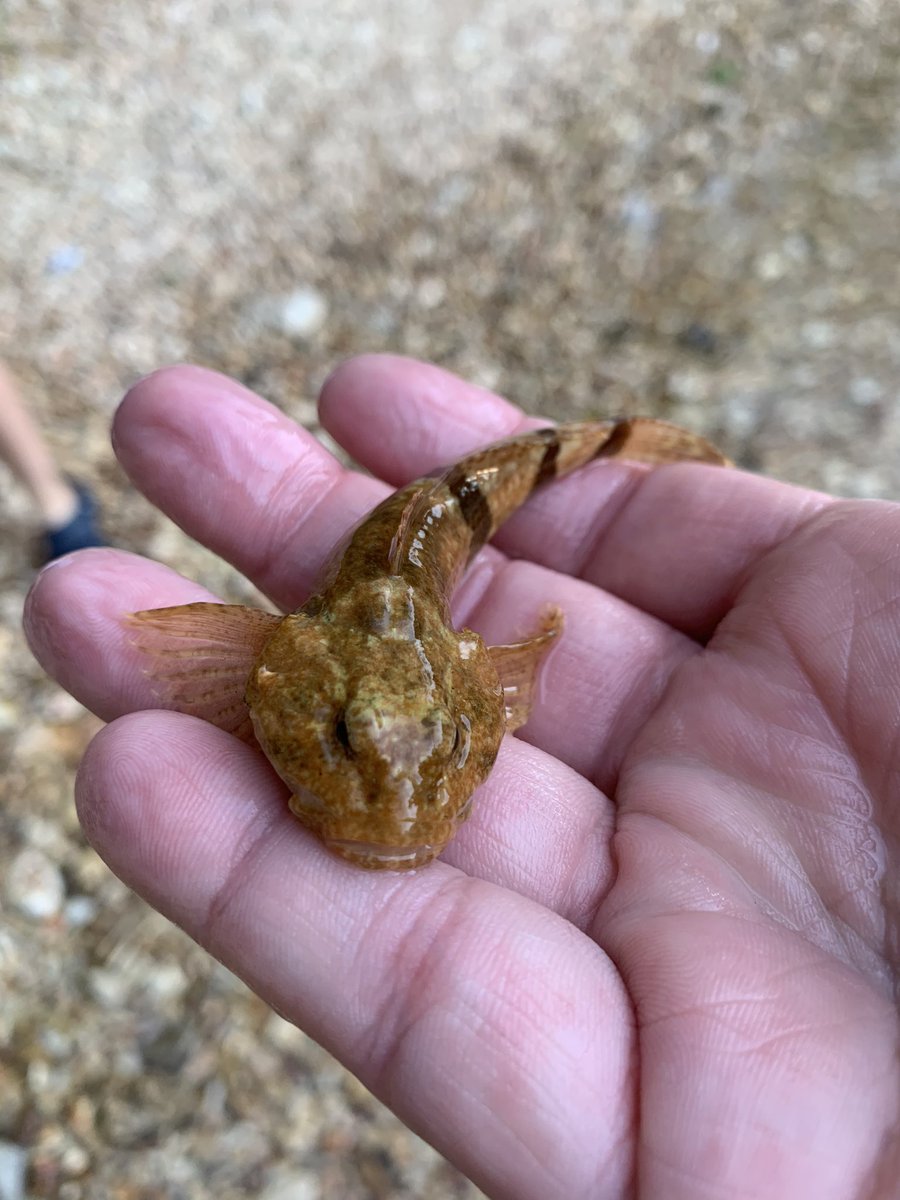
[127,602,281,743]
[488,606,564,732]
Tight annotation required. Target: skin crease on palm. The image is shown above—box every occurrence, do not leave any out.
[23,356,900,1200]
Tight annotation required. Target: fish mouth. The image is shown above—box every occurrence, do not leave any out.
[324,837,440,871]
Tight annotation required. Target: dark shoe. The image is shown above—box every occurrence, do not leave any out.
[43,481,106,563]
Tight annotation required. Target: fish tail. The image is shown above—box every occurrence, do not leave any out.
[448,414,729,549]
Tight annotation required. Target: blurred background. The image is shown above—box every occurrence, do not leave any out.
[1,0,898,1196]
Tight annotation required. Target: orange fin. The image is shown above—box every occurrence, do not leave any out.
[126,602,281,743]
[598,418,731,467]
[488,606,564,732]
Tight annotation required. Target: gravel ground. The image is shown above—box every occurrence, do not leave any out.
[1,0,899,1196]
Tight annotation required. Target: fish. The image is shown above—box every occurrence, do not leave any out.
[128,412,728,870]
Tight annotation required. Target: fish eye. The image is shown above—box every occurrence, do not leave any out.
[334,711,353,756]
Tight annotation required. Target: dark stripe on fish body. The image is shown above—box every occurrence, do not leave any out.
[447,465,493,549]
[533,429,561,487]
[593,419,631,459]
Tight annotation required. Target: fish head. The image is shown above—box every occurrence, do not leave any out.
[245,603,505,869]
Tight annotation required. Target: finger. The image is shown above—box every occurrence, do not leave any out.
[592,499,900,1197]
[596,763,898,1200]
[571,465,832,638]
[24,548,222,721]
[319,353,543,480]
[320,355,832,637]
[112,365,385,612]
[601,861,896,1199]
[77,712,635,1200]
[441,735,616,928]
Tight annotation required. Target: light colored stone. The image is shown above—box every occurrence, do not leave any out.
[261,1170,321,1200]
[756,250,787,281]
[801,320,836,349]
[666,369,710,406]
[265,1012,307,1052]
[849,377,882,407]
[87,967,130,1008]
[63,896,98,928]
[144,961,189,1003]
[6,849,64,920]
[416,277,447,308]
[281,287,329,338]
[60,1141,90,1178]
[0,702,16,734]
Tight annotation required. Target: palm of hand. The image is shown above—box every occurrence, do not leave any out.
[25,358,899,1200]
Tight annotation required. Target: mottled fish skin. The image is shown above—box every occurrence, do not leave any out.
[131,413,728,870]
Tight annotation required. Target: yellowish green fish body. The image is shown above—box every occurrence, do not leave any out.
[130,415,727,869]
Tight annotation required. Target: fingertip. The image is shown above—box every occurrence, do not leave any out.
[318,354,527,483]
[113,364,270,466]
[23,548,221,720]
[114,363,202,444]
[74,710,288,920]
[74,713,198,888]
[25,548,132,677]
[23,554,63,663]
[318,352,401,414]
[118,363,247,410]
[318,353,430,443]
[72,712,198,913]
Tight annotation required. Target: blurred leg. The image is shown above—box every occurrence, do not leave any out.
[0,360,104,558]
[0,360,79,525]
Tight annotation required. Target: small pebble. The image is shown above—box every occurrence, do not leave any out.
[677,322,720,357]
[45,245,84,276]
[63,896,98,929]
[6,849,64,920]
[620,190,659,238]
[87,967,130,1008]
[281,287,329,337]
[849,377,881,407]
[667,368,710,406]
[60,1142,90,1178]
[261,1171,321,1200]
[801,320,835,349]
[145,961,189,1003]
[756,250,787,281]
[43,691,87,724]
[695,29,720,54]
[265,1012,307,1052]
[416,277,446,308]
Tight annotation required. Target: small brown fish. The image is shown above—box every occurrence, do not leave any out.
[129,414,727,869]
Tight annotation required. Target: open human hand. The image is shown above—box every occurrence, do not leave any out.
[25,358,900,1199]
